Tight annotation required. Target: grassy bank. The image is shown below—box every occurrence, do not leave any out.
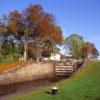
[12,61,100,100]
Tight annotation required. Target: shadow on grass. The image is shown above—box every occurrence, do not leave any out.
[44,91,51,95]
[94,97,100,100]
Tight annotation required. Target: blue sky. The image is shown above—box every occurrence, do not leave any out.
[0,0,100,52]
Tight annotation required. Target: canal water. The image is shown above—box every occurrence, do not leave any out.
[0,76,69,100]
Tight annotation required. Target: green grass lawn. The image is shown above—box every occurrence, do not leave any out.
[12,61,100,100]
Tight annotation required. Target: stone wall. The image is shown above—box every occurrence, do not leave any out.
[0,63,54,85]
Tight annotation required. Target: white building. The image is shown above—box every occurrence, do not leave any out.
[50,53,61,61]
[43,53,61,61]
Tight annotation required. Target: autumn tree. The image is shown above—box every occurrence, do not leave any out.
[92,47,99,59]
[0,4,63,61]
[22,4,63,61]
[82,42,99,60]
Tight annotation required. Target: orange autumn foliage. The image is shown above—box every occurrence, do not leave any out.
[82,42,99,59]
[0,61,28,72]
[8,10,23,36]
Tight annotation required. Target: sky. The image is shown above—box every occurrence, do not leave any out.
[0,0,100,53]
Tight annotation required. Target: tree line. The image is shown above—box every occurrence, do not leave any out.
[64,34,99,60]
[0,4,99,63]
[0,4,63,62]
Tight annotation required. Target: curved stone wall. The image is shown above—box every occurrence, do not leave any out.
[0,63,54,85]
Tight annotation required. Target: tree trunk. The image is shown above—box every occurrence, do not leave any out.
[23,41,28,61]
[35,43,40,63]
